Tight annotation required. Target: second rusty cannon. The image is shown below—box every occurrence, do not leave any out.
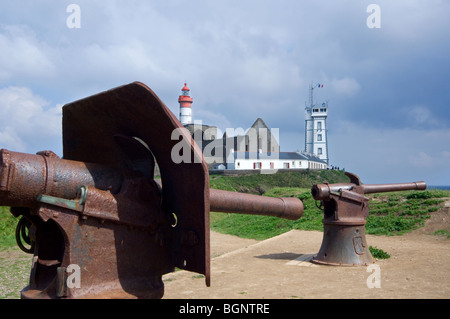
[311,172,426,266]
[1,82,302,299]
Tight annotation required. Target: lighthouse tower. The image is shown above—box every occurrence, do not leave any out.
[304,83,329,165]
[178,82,193,125]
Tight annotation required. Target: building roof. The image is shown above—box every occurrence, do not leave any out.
[232,151,326,164]
[299,152,327,164]
[181,82,190,91]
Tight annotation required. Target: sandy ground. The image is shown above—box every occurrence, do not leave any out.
[162,207,450,299]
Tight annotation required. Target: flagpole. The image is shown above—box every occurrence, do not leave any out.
[309,82,323,108]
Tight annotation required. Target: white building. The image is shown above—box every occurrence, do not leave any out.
[305,83,329,165]
[226,150,328,171]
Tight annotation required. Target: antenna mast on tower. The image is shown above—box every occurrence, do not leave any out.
[309,82,323,108]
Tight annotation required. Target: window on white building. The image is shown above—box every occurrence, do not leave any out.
[317,134,322,141]
[318,148,323,155]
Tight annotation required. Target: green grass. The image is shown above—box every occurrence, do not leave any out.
[210,172,450,240]
[369,246,390,259]
[366,190,448,236]
[433,230,450,238]
[209,170,349,194]
[0,207,17,248]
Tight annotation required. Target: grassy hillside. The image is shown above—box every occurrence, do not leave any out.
[0,207,17,248]
[210,171,450,240]
[209,169,349,194]
[209,170,351,239]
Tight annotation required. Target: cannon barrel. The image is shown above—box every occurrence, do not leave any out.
[153,176,303,220]
[311,181,427,200]
[360,181,427,194]
[209,189,303,220]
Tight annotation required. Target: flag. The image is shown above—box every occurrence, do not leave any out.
[317,83,324,88]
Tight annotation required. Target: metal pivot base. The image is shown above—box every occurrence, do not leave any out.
[312,223,374,266]
[20,278,165,299]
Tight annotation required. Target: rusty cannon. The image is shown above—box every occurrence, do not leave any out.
[310,172,426,266]
[0,82,303,299]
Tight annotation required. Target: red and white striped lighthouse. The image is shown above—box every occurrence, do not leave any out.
[178,82,193,125]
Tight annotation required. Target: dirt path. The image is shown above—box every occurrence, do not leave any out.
[163,207,450,299]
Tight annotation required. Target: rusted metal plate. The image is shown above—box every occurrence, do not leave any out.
[62,82,210,285]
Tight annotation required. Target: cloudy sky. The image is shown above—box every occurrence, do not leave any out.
[0,0,449,185]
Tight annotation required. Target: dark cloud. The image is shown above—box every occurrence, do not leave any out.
[0,0,449,184]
